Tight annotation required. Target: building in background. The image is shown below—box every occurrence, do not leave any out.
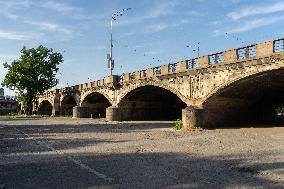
[0,88,19,115]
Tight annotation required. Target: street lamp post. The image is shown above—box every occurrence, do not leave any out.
[107,8,131,75]
[192,42,200,59]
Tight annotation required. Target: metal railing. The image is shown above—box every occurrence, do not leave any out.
[140,70,147,78]
[97,79,104,86]
[168,63,177,73]
[186,58,199,69]
[209,52,224,64]
[274,38,284,53]
[153,66,161,75]
[130,72,136,80]
[237,45,256,59]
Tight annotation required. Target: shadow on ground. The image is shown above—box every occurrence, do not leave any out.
[1,152,283,189]
[0,119,283,188]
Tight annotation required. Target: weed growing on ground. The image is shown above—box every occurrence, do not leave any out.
[173,119,183,130]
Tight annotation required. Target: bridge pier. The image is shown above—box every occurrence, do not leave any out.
[106,106,122,121]
[52,108,60,116]
[73,106,90,118]
[182,106,203,130]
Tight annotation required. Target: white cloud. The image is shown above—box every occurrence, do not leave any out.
[0,29,37,41]
[0,54,19,60]
[116,1,184,26]
[41,1,82,14]
[0,1,77,37]
[93,45,106,50]
[144,51,160,55]
[0,0,32,10]
[211,20,221,25]
[214,15,284,35]
[228,1,284,20]
[146,19,189,32]
[229,15,284,33]
[2,12,19,20]
[0,11,72,35]
[24,20,72,34]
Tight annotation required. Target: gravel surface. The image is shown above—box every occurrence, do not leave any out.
[0,118,284,189]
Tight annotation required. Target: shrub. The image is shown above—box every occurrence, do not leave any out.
[173,119,183,130]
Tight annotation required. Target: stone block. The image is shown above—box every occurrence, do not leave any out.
[123,73,130,82]
[223,49,237,64]
[106,106,122,121]
[256,41,273,57]
[198,55,209,68]
[105,75,119,86]
[146,68,154,78]
[161,64,169,75]
[182,106,203,130]
[178,60,187,72]
[135,71,141,80]
[72,106,90,118]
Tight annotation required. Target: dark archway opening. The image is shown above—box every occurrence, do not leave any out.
[38,100,52,116]
[61,96,77,116]
[203,69,284,128]
[81,93,111,118]
[118,86,187,121]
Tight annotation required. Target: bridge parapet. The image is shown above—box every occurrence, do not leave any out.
[37,38,284,96]
[110,38,284,85]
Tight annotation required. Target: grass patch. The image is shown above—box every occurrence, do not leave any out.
[0,113,50,119]
[0,113,75,119]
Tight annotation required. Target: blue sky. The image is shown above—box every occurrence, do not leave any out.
[1,0,284,95]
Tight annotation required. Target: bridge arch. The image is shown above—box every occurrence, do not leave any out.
[80,91,113,106]
[61,95,78,116]
[37,100,53,115]
[201,68,284,128]
[117,82,188,106]
[80,91,112,118]
[117,84,187,121]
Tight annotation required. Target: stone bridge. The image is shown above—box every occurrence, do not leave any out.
[36,38,284,129]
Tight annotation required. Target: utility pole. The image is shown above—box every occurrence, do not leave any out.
[107,8,131,75]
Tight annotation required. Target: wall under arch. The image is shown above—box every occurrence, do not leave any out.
[117,85,187,121]
[117,81,188,106]
[80,92,112,118]
[61,95,77,116]
[200,69,284,128]
[37,100,53,115]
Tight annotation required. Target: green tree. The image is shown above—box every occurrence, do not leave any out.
[2,45,63,115]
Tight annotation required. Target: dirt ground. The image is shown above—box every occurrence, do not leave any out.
[0,118,283,189]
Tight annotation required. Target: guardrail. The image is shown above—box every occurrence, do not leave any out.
[274,38,284,53]
[140,69,147,78]
[209,53,224,65]
[130,72,136,80]
[153,66,162,75]
[186,58,199,69]
[237,45,256,59]
[168,63,178,73]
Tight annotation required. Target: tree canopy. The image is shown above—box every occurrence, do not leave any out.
[2,45,63,115]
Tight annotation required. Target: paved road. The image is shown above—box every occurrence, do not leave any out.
[0,118,284,189]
